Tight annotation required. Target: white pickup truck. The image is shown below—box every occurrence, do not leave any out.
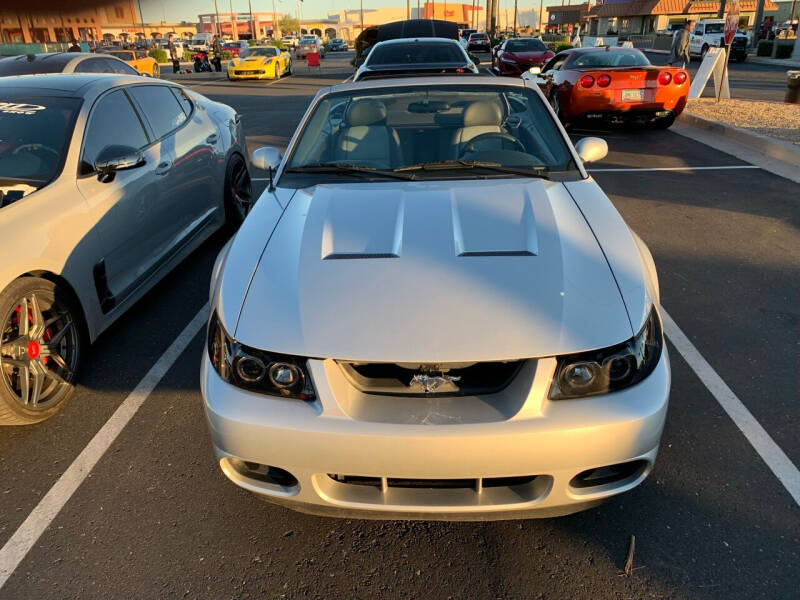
[689,19,748,62]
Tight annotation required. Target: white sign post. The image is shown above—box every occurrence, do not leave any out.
[688,47,730,100]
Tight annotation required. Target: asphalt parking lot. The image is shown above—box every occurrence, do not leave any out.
[0,51,797,599]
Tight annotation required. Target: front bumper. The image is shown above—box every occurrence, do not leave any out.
[227,66,275,80]
[201,350,670,520]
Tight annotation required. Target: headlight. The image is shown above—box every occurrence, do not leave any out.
[207,312,316,400]
[549,308,663,400]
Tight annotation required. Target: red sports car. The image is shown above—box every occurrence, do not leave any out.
[492,37,555,76]
[533,47,690,129]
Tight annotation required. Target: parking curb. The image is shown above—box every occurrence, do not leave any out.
[673,112,800,183]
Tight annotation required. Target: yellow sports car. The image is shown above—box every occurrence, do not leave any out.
[99,49,159,77]
[227,46,292,80]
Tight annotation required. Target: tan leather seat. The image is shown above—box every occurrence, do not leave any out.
[449,101,504,158]
[334,99,401,168]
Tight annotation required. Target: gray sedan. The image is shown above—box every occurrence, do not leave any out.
[0,73,251,424]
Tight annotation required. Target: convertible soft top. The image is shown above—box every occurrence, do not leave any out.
[377,19,459,42]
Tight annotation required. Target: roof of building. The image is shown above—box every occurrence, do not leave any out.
[589,0,777,18]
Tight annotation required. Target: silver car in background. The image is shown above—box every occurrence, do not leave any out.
[0,74,250,424]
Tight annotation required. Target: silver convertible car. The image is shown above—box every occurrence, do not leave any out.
[0,74,250,424]
[203,75,670,520]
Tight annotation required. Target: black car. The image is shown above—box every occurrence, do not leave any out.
[467,32,491,52]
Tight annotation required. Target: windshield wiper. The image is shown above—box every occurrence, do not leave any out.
[395,160,549,178]
[284,162,416,181]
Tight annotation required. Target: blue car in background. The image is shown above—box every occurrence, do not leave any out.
[328,38,348,52]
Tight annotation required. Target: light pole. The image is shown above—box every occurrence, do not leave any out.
[213,0,221,37]
[360,0,364,32]
[752,0,765,49]
[513,0,517,35]
[229,0,238,40]
[538,0,543,34]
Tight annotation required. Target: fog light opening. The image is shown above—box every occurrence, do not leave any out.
[570,459,648,490]
[231,459,298,488]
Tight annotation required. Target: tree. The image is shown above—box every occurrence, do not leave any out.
[279,15,300,36]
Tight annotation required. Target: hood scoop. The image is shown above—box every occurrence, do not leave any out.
[320,189,404,260]
[452,190,538,257]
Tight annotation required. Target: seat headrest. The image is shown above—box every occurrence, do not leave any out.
[462,101,503,127]
[345,99,387,126]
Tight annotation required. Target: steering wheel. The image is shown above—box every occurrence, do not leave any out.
[460,132,526,157]
[12,144,60,160]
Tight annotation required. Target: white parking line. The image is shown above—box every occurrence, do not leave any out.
[662,308,800,506]
[0,304,210,590]
[589,166,761,172]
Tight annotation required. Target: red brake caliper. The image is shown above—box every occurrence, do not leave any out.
[13,304,51,364]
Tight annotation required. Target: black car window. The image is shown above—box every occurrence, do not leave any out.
[506,39,547,52]
[571,50,650,68]
[170,87,193,117]
[368,42,464,65]
[81,89,148,172]
[127,85,187,139]
[0,95,82,190]
[543,53,568,72]
[105,58,138,75]
[74,57,114,73]
[694,26,704,35]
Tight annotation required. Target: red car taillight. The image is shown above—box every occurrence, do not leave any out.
[596,74,611,88]
[674,71,688,85]
[658,71,673,85]
[579,75,594,88]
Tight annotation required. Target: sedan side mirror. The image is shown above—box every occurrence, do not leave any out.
[252,146,282,191]
[574,137,608,164]
[94,145,145,182]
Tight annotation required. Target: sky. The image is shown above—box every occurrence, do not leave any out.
[138,0,557,23]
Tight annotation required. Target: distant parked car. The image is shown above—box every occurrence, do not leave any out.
[492,37,555,76]
[0,73,250,424]
[0,53,139,77]
[467,32,491,52]
[281,35,299,49]
[295,38,325,59]
[227,46,292,80]
[690,19,748,61]
[328,38,348,52]
[223,41,250,58]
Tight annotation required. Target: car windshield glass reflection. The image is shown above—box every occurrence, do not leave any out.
[282,85,575,181]
[571,50,650,67]
[250,48,280,57]
[0,96,81,190]
[506,39,547,52]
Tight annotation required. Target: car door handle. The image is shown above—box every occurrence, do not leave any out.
[155,161,172,176]
[206,134,218,144]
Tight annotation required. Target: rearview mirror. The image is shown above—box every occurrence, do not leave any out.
[94,145,145,182]
[251,146,282,172]
[575,137,608,164]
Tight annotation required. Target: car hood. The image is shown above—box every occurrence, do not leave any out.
[234,179,634,362]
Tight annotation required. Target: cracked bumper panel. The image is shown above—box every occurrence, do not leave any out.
[201,350,670,519]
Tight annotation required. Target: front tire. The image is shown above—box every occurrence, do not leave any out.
[223,154,252,229]
[0,278,83,425]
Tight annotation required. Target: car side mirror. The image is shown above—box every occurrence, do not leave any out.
[94,145,145,182]
[252,146,282,172]
[575,137,608,164]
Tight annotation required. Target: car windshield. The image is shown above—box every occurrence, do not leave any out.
[0,96,81,198]
[506,38,547,52]
[571,50,650,67]
[281,84,576,183]
[470,34,488,40]
[250,47,279,57]
[704,23,725,33]
[367,43,465,65]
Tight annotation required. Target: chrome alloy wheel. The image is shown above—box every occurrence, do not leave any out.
[0,292,78,410]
